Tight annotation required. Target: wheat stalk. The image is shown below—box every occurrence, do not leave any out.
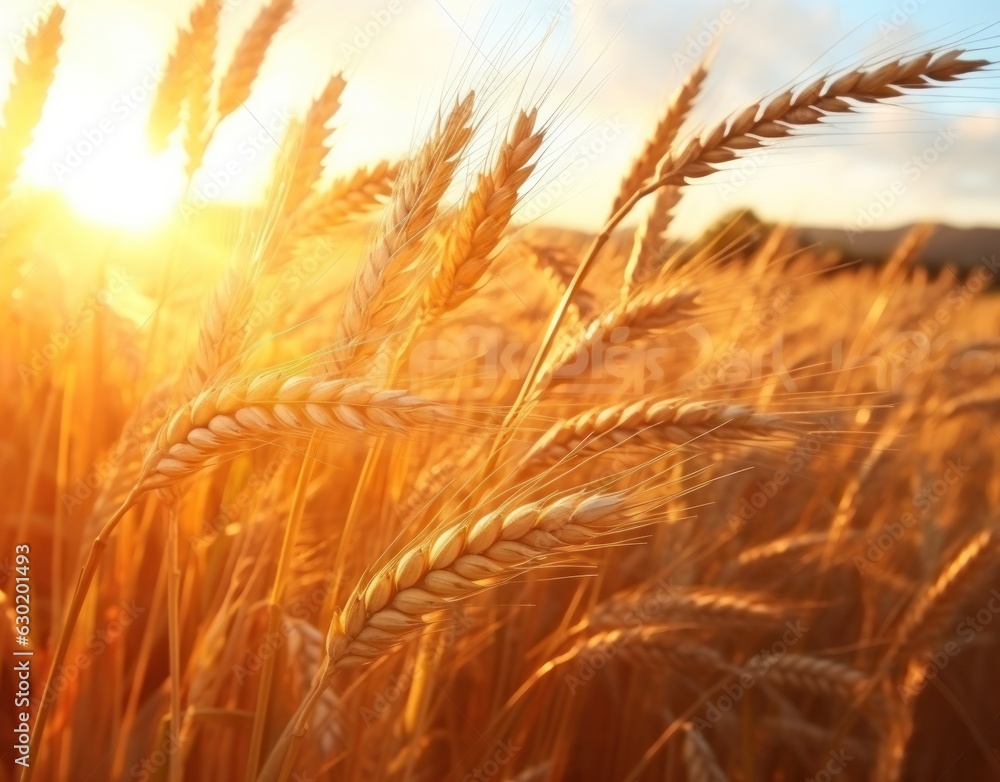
[683,723,729,782]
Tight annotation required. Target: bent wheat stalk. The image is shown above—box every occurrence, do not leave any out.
[27,375,439,778]
[257,492,638,779]
[477,48,987,485]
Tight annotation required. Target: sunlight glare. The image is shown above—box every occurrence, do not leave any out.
[62,135,187,232]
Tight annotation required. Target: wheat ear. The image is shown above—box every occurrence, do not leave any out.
[284,74,346,214]
[536,287,699,392]
[327,492,629,668]
[137,374,443,490]
[0,5,64,200]
[423,108,544,317]
[183,0,221,180]
[334,92,475,370]
[622,186,682,297]
[611,60,708,215]
[523,396,797,469]
[256,492,632,780]
[185,263,258,393]
[274,159,399,258]
[894,529,995,657]
[148,28,194,151]
[589,586,789,630]
[651,51,987,191]
[217,0,294,119]
[478,50,989,486]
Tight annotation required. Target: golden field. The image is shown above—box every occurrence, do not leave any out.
[1,3,999,781]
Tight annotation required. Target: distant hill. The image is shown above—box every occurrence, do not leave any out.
[796,224,1000,270]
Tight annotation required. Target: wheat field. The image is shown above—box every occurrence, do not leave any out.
[1,2,999,781]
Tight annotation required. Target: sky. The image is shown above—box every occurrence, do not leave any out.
[1,0,997,235]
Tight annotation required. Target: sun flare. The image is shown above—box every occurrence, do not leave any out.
[59,135,186,232]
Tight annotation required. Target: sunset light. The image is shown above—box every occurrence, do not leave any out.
[2,1,999,781]
[59,135,185,230]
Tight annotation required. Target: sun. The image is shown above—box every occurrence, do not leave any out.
[60,135,187,232]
